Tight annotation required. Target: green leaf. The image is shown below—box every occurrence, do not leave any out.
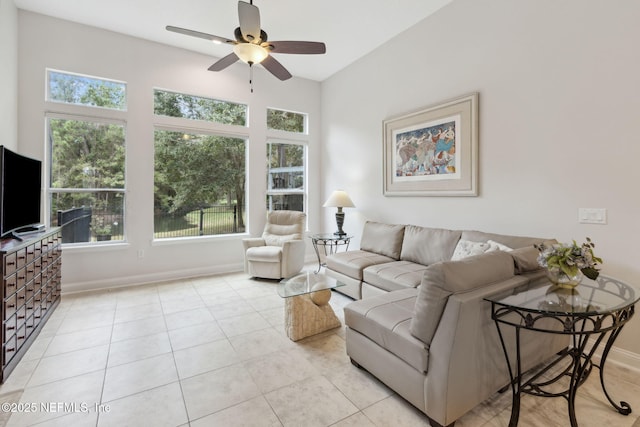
[581,267,600,280]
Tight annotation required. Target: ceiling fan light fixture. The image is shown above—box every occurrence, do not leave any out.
[233,43,268,64]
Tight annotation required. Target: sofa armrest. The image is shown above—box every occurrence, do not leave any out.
[281,239,306,278]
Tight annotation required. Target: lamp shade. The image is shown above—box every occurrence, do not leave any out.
[323,190,355,208]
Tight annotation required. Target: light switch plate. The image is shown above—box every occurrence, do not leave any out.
[578,208,607,225]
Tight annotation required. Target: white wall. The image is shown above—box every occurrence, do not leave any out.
[17,11,322,292]
[0,0,18,150]
[321,0,640,356]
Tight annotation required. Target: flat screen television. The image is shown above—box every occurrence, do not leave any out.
[0,146,43,239]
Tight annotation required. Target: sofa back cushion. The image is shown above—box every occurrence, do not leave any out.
[409,250,515,346]
[360,221,405,260]
[400,225,461,266]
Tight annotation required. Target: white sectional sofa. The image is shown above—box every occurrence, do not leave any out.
[325,221,567,427]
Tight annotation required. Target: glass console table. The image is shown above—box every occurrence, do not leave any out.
[486,275,639,427]
[278,272,344,341]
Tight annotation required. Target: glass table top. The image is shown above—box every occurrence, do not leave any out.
[486,275,640,316]
[278,272,344,298]
[310,234,353,241]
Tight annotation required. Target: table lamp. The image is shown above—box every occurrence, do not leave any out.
[323,190,355,236]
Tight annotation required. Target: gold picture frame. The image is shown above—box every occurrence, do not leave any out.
[383,93,478,196]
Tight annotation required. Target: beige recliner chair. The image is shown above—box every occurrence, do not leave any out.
[243,210,306,279]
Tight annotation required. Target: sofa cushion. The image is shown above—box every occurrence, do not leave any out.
[510,245,543,273]
[344,288,428,372]
[359,221,406,260]
[325,250,395,280]
[363,261,427,292]
[400,225,461,265]
[245,246,282,262]
[409,251,515,346]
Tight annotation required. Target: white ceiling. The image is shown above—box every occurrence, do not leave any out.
[13,0,452,81]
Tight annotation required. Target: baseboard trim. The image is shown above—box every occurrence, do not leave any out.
[62,262,245,294]
[590,339,640,372]
[62,254,318,294]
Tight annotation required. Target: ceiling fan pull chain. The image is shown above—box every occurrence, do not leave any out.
[249,63,254,93]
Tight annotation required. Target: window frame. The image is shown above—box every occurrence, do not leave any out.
[266,138,308,213]
[266,107,308,134]
[152,87,250,242]
[45,112,128,246]
[45,69,129,247]
[46,68,127,112]
[153,87,248,127]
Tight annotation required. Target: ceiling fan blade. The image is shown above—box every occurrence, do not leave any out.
[208,53,240,71]
[267,41,326,55]
[166,25,234,44]
[238,1,261,42]
[261,55,292,81]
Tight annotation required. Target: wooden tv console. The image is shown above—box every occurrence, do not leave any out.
[1,228,62,383]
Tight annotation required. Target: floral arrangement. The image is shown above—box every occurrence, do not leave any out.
[535,237,602,280]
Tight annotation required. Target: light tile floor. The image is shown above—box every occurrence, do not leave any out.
[1,268,640,427]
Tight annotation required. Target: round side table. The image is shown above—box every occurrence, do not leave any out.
[309,234,352,273]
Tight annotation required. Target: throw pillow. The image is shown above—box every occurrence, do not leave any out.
[451,239,492,261]
[487,240,514,252]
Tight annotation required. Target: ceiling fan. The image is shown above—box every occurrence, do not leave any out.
[166,0,326,86]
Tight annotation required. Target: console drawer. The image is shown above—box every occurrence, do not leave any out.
[4,252,17,276]
[3,335,17,365]
[4,273,18,298]
[3,293,17,319]
[3,313,17,340]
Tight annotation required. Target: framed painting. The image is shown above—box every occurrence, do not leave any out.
[383,93,478,196]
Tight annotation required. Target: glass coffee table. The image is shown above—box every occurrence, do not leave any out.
[278,272,344,341]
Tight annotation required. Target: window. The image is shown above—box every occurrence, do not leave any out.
[47,70,126,110]
[267,108,306,133]
[266,141,305,212]
[266,108,307,212]
[46,70,127,244]
[154,89,246,126]
[153,90,247,239]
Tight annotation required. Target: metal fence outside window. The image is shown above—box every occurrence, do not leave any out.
[154,205,239,238]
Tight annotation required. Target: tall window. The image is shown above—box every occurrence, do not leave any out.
[267,142,305,211]
[266,108,307,212]
[153,90,248,239]
[46,70,126,244]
